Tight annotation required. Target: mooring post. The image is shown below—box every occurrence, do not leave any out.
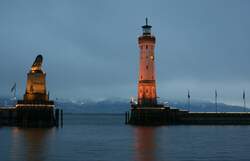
[125,112,127,124]
[55,109,59,127]
[60,109,63,127]
[126,112,127,124]
[8,110,12,125]
[128,111,130,124]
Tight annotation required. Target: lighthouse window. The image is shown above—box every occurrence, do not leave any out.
[146,45,148,49]
[146,65,148,69]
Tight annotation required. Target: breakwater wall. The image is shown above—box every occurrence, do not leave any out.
[0,108,63,127]
[127,107,250,125]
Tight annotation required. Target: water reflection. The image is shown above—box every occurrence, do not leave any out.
[134,127,156,161]
[11,127,55,161]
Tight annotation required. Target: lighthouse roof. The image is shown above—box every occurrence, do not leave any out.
[142,18,152,35]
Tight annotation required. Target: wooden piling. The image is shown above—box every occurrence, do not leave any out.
[128,111,130,124]
[60,109,63,127]
[55,109,59,127]
[125,112,127,124]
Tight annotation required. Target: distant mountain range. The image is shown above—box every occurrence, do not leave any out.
[0,96,248,113]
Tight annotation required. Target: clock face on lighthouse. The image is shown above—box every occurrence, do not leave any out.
[150,55,154,60]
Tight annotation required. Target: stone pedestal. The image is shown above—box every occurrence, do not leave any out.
[15,55,57,127]
[24,71,48,101]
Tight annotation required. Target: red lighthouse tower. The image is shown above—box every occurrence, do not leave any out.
[137,18,157,107]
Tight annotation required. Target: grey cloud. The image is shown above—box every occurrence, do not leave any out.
[0,0,250,105]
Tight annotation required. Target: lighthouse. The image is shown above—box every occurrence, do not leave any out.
[127,19,250,126]
[137,18,157,107]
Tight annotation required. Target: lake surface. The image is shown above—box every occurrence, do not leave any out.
[1,114,250,161]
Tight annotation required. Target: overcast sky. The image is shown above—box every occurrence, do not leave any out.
[0,0,250,105]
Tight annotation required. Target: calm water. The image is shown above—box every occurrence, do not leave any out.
[1,114,250,161]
